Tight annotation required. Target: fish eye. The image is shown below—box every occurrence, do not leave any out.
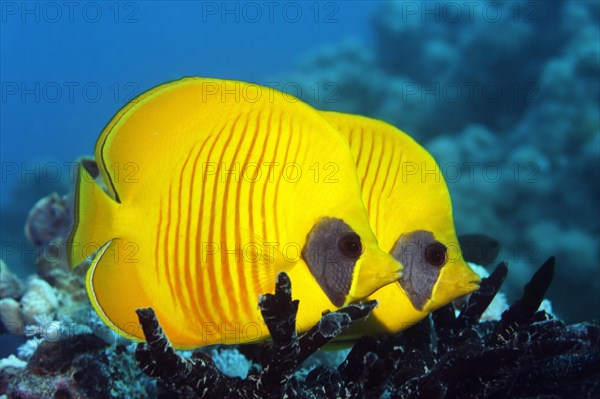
[338,233,362,259]
[424,242,447,267]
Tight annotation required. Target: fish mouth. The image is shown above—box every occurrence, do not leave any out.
[462,278,482,293]
[347,252,403,305]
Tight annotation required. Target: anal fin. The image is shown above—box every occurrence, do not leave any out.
[86,239,152,342]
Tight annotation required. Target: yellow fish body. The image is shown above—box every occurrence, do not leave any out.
[321,112,481,337]
[67,78,403,349]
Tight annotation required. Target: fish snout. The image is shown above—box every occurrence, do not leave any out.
[347,249,403,304]
[379,253,404,282]
[457,266,482,295]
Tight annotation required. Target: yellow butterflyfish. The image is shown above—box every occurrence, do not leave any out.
[67,78,403,349]
[321,111,481,337]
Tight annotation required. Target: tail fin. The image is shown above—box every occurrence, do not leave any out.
[67,162,119,269]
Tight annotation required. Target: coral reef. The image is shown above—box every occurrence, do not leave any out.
[0,190,88,341]
[0,297,23,335]
[208,348,252,379]
[0,164,71,278]
[0,261,24,300]
[0,195,151,396]
[133,258,600,398]
[0,334,154,398]
[24,193,71,251]
[0,273,57,335]
[134,273,378,398]
[19,277,58,326]
[282,0,600,323]
[1,187,598,398]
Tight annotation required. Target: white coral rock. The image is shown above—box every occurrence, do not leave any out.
[20,277,58,325]
[0,260,24,299]
[17,338,42,360]
[0,354,27,370]
[0,298,24,334]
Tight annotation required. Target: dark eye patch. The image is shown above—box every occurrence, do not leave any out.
[390,230,445,310]
[302,218,362,307]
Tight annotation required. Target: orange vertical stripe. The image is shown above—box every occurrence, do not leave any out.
[271,111,284,243]
[382,137,396,199]
[290,116,303,168]
[238,109,265,320]
[221,113,251,323]
[163,184,177,305]
[173,145,196,315]
[355,127,366,187]
[389,151,404,201]
[207,115,241,322]
[251,110,283,298]
[361,129,375,189]
[184,136,212,324]
[196,131,222,323]
[367,133,385,233]
[154,198,163,284]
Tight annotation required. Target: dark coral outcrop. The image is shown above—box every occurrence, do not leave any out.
[0,334,153,398]
[136,257,600,399]
[135,273,378,398]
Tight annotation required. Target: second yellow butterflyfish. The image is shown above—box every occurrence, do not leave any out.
[321,111,481,338]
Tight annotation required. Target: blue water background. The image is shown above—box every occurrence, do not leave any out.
[0,0,378,274]
[1,1,377,190]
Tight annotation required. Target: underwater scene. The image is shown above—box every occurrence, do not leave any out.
[1,1,599,398]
